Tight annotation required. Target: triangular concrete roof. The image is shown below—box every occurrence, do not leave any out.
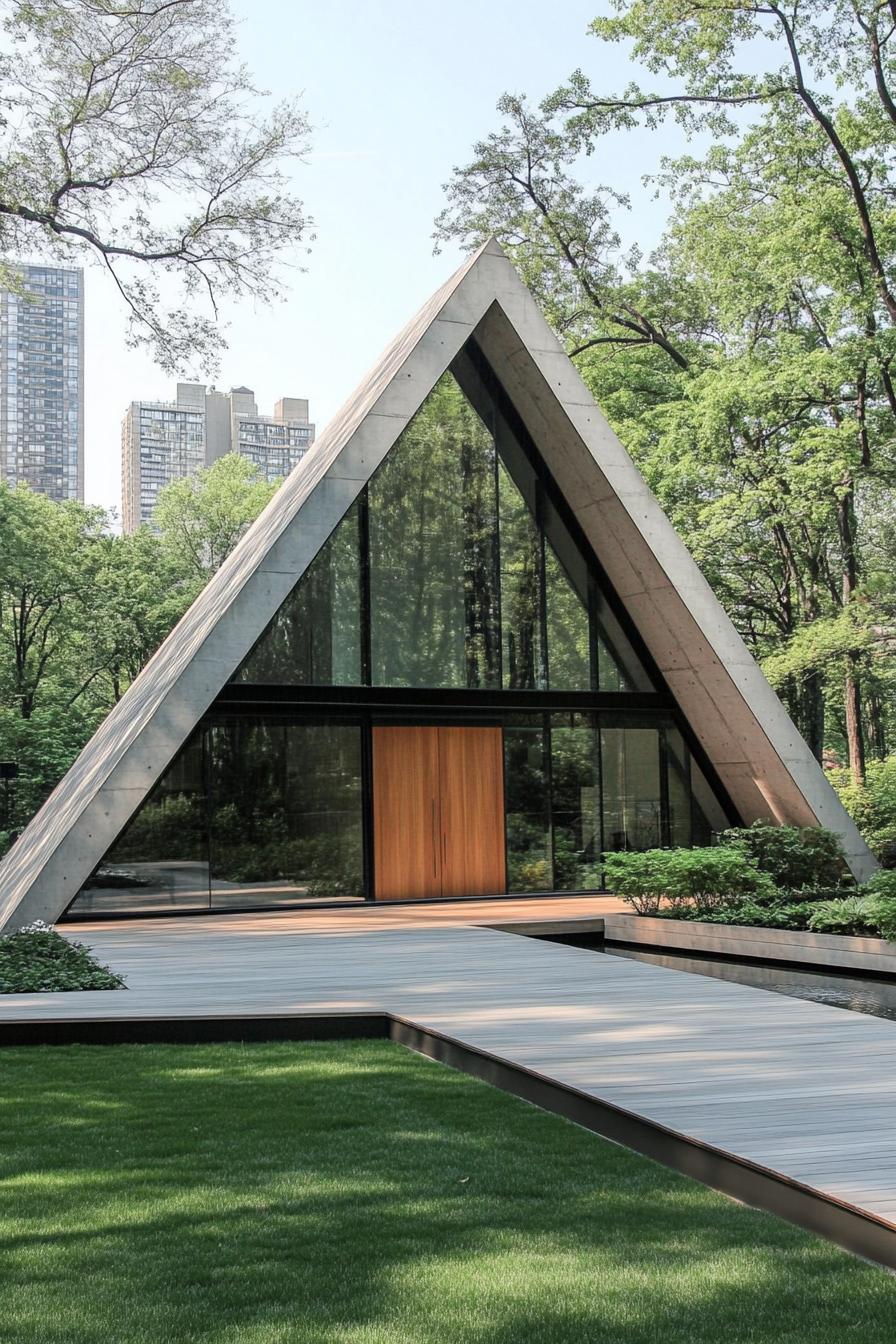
[0,240,874,930]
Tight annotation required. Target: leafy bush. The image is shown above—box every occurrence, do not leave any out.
[717,822,850,892]
[871,898,896,941]
[668,898,814,930]
[806,891,896,941]
[807,897,876,937]
[603,847,775,917]
[864,870,896,901]
[0,920,125,993]
[855,873,896,940]
[829,755,896,866]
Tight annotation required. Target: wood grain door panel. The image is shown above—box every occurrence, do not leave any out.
[438,726,506,898]
[372,726,441,900]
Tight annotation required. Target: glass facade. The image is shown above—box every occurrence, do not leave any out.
[65,336,735,919]
[70,719,365,915]
[69,729,210,918]
[67,709,727,915]
[233,353,655,695]
[207,720,363,906]
[236,502,363,686]
[368,372,501,689]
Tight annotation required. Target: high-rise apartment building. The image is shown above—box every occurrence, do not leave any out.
[0,263,85,501]
[121,382,315,532]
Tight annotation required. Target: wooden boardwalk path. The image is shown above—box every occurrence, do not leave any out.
[4,896,896,1261]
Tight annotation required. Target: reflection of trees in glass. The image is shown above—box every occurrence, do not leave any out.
[545,548,591,691]
[601,727,662,852]
[103,729,206,868]
[504,723,551,890]
[369,372,499,689]
[108,794,206,867]
[234,503,361,685]
[550,714,601,890]
[208,720,363,899]
[664,727,693,847]
[72,729,209,911]
[499,462,542,690]
[230,345,656,695]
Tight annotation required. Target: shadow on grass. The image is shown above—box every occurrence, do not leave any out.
[0,1040,893,1344]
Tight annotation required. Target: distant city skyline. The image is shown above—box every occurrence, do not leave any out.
[0,262,84,502]
[121,382,315,532]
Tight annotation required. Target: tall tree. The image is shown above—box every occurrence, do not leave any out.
[153,451,279,582]
[0,0,312,371]
[436,2,896,783]
[0,486,106,718]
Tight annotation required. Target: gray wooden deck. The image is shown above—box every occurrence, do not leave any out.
[4,897,896,1236]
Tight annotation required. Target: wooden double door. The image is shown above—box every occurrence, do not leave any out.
[372,725,506,901]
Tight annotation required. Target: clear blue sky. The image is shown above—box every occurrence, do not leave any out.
[84,0,678,514]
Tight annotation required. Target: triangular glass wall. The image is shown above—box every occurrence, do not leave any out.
[232,341,656,693]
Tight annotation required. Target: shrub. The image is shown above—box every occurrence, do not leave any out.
[672,898,814,930]
[829,754,896,866]
[857,873,896,940]
[864,870,896,901]
[871,898,896,942]
[0,920,125,993]
[603,847,775,917]
[807,897,875,937]
[717,822,850,892]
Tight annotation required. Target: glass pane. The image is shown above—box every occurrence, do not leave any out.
[504,717,551,891]
[498,461,544,690]
[207,719,364,908]
[691,758,730,845]
[67,729,210,916]
[600,726,663,852]
[234,502,362,685]
[596,600,655,692]
[664,726,693,848]
[544,544,592,692]
[550,712,602,890]
[369,371,500,689]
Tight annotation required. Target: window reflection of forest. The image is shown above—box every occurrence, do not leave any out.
[236,362,653,694]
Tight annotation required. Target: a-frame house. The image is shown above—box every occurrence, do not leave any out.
[0,241,874,930]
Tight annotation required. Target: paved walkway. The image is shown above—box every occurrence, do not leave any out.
[4,896,896,1242]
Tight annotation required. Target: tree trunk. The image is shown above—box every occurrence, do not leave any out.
[802,669,825,764]
[867,688,888,762]
[844,656,866,786]
[837,484,866,784]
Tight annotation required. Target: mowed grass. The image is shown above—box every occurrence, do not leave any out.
[1,1042,895,1344]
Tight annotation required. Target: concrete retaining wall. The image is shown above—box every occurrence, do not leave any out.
[603,912,896,976]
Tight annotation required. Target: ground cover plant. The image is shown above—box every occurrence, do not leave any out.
[0,921,124,993]
[2,1040,896,1344]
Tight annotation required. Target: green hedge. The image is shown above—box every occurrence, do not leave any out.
[717,822,850,892]
[602,847,775,917]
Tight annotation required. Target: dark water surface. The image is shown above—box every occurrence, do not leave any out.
[604,943,896,1023]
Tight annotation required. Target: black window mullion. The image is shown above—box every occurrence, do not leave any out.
[659,726,671,848]
[545,710,556,890]
[536,479,549,691]
[358,485,372,686]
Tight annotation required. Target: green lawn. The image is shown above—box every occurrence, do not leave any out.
[1,1041,894,1344]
